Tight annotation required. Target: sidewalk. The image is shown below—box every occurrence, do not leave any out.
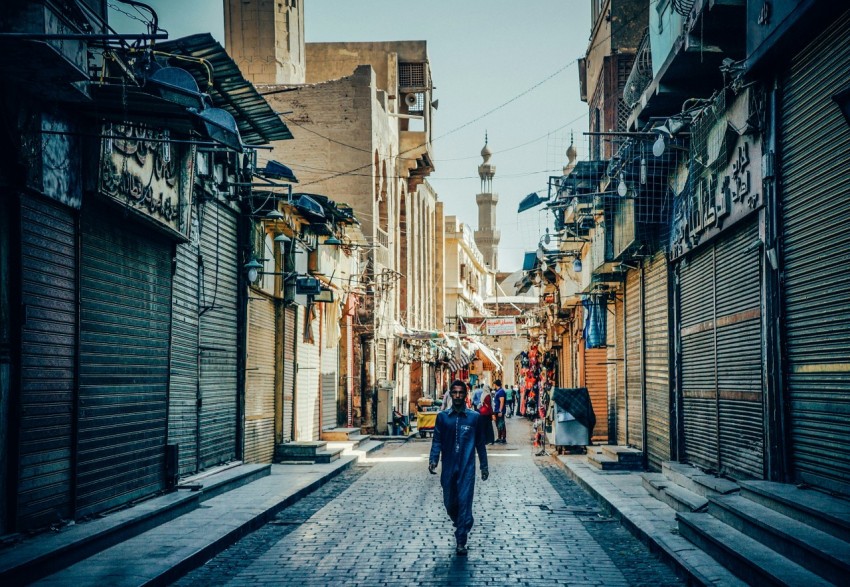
[554,454,747,587]
[0,440,382,587]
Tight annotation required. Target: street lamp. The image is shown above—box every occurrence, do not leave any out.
[244,258,262,284]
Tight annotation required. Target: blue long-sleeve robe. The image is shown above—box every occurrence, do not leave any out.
[429,408,489,546]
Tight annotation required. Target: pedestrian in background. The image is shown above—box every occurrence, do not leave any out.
[493,379,507,444]
[478,385,495,445]
[471,384,484,410]
[505,385,515,417]
[428,380,489,556]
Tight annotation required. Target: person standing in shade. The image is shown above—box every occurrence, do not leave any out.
[478,385,495,445]
[493,379,507,444]
[471,384,484,410]
[428,380,490,556]
[505,385,515,417]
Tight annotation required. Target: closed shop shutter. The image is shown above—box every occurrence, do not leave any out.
[282,306,296,442]
[615,297,627,445]
[77,206,170,517]
[678,219,764,477]
[321,317,339,431]
[296,305,320,440]
[715,221,763,479]
[625,269,643,449]
[679,245,718,470]
[643,251,671,471]
[16,195,76,529]
[198,201,238,468]
[169,231,199,476]
[780,9,850,494]
[244,295,276,463]
[584,347,608,442]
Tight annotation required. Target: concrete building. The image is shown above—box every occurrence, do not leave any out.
[444,216,493,329]
[223,1,438,436]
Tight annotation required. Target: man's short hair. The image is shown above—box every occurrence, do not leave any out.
[450,379,467,393]
[494,379,502,387]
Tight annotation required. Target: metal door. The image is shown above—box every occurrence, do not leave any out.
[584,347,608,442]
[625,269,643,449]
[77,206,170,517]
[321,304,339,431]
[282,306,296,442]
[16,194,76,529]
[244,295,276,463]
[198,200,238,468]
[615,297,627,445]
[169,219,199,476]
[780,9,850,494]
[643,251,671,471]
[296,304,320,440]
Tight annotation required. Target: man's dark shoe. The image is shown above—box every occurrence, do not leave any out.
[456,544,468,556]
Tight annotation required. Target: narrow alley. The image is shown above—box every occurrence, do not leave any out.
[175,417,682,586]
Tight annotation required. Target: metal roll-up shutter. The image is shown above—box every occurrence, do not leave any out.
[584,347,608,442]
[679,245,718,470]
[16,195,76,529]
[244,295,276,463]
[615,297,626,445]
[715,220,763,478]
[643,251,671,471]
[198,200,238,468]
[282,306,296,442]
[169,231,199,477]
[321,316,339,431]
[781,9,850,494]
[625,269,643,449]
[296,305,320,440]
[78,207,170,517]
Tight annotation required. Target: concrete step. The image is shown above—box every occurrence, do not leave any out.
[600,445,643,463]
[663,484,709,512]
[709,494,850,585]
[185,463,271,502]
[640,472,669,501]
[320,427,361,442]
[275,441,328,462]
[662,461,739,498]
[313,448,344,464]
[739,480,850,543]
[586,452,642,471]
[677,512,833,587]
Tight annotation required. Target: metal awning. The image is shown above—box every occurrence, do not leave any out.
[155,34,292,144]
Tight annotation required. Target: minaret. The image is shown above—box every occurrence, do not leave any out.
[475,133,500,270]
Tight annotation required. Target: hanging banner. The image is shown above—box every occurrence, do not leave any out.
[486,317,517,336]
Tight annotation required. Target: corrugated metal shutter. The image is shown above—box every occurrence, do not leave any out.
[16,195,76,529]
[198,200,238,468]
[244,295,276,463]
[715,221,763,479]
[625,269,643,449]
[77,206,170,517]
[282,306,296,442]
[321,313,339,431]
[296,305,320,440]
[644,251,671,471]
[585,347,608,442]
[679,245,718,470]
[169,228,199,477]
[615,297,626,445]
[780,9,850,494]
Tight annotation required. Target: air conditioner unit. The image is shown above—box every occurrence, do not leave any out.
[295,276,321,296]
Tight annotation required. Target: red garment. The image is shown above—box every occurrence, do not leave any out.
[478,393,493,417]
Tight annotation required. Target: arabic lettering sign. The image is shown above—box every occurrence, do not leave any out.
[486,317,517,336]
[99,124,194,239]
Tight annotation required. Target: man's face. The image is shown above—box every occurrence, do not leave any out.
[450,387,467,409]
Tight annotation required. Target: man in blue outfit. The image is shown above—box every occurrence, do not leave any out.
[428,379,489,555]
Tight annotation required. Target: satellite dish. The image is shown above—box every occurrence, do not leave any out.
[404,93,418,108]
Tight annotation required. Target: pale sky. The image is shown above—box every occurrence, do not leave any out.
[110,0,593,272]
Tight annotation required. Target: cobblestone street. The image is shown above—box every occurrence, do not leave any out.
[177,417,682,586]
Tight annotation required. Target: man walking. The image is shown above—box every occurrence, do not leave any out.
[505,385,515,417]
[493,379,507,444]
[428,380,489,555]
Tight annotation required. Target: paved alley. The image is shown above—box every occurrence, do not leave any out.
[176,416,682,586]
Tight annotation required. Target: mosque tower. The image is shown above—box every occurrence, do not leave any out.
[474,134,500,269]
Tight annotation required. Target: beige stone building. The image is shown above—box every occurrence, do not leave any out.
[444,216,493,328]
[224,0,439,436]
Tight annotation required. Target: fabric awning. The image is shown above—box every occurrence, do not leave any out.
[473,341,503,371]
